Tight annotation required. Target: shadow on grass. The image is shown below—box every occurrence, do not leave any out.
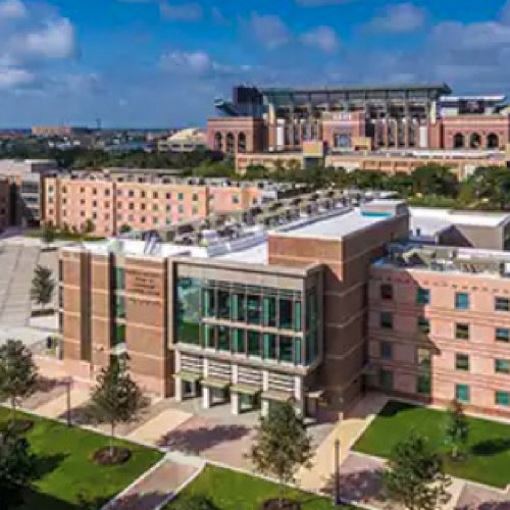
[471,438,510,456]
[33,452,68,480]
[378,400,417,419]
[157,424,250,455]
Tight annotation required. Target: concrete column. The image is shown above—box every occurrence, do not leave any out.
[262,370,269,391]
[231,392,240,415]
[175,377,183,403]
[202,386,211,409]
[294,376,304,417]
[261,399,269,417]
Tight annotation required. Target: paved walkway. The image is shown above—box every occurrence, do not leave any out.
[105,455,202,510]
[298,392,388,492]
[33,387,90,419]
[127,408,192,445]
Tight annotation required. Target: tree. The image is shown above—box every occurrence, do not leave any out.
[119,224,132,234]
[0,340,38,423]
[89,358,146,458]
[0,425,37,509]
[411,164,458,198]
[82,219,95,235]
[41,223,56,247]
[384,432,451,510]
[30,265,55,310]
[247,402,313,508]
[444,400,469,460]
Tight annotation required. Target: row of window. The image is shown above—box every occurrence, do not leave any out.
[65,187,195,201]
[380,284,510,312]
[379,311,510,343]
[380,341,510,375]
[180,325,306,365]
[379,370,510,406]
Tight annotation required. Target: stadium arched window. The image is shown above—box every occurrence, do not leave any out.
[470,132,482,149]
[237,132,247,153]
[453,133,465,149]
[226,132,235,153]
[487,133,499,149]
[214,132,223,151]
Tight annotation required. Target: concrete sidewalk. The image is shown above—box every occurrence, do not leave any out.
[298,392,388,492]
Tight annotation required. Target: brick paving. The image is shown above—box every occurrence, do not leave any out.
[106,459,199,510]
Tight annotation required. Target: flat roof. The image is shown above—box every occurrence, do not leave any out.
[260,83,451,95]
[72,204,400,265]
[410,207,510,228]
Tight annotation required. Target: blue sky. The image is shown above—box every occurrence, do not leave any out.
[1,0,510,128]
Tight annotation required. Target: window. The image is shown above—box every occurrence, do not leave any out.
[115,295,125,319]
[263,333,277,360]
[279,336,293,363]
[495,296,510,312]
[114,267,125,289]
[417,317,430,334]
[232,195,240,205]
[114,323,126,346]
[380,284,393,300]
[379,369,393,390]
[417,374,431,395]
[231,293,245,322]
[455,292,470,310]
[217,326,230,351]
[380,312,393,329]
[203,324,215,348]
[178,193,184,201]
[416,287,430,305]
[456,384,470,403]
[495,359,510,374]
[417,348,431,368]
[381,341,393,360]
[279,298,293,330]
[455,353,470,371]
[192,193,198,202]
[217,290,231,320]
[455,323,470,340]
[262,296,276,327]
[247,330,261,357]
[495,391,510,407]
[247,294,261,325]
[496,327,510,343]
[231,329,245,354]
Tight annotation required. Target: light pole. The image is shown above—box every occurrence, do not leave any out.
[65,377,72,427]
[334,438,341,505]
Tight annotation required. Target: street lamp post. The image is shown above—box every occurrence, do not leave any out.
[334,438,341,505]
[65,377,72,427]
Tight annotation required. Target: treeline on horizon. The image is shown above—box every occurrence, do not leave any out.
[1,140,510,211]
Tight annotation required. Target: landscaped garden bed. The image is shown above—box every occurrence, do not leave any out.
[353,400,510,488]
[166,464,357,510]
[0,407,163,510]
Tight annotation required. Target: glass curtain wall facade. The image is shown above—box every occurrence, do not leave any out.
[176,277,319,368]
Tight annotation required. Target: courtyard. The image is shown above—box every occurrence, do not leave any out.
[354,400,510,489]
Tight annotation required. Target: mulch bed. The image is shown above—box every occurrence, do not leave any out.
[261,499,301,510]
[93,446,131,466]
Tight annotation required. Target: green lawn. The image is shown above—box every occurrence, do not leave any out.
[353,400,510,488]
[166,464,357,510]
[0,408,163,510]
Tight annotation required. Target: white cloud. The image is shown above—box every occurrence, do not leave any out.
[301,26,339,52]
[160,50,212,74]
[159,2,203,21]
[367,3,426,33]
[431,21,510,51]
[0,0,27,20]
[11,18,76,61]
[249,13,290,49]
[0,67,32,88]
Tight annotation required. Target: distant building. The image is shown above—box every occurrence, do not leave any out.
[157,128,207,153]
[0,159,57,227]
[31,126,93,138]
[43,173,280,236]
[208,84,510,163]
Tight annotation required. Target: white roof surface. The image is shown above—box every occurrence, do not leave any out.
[410,207,510,228]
